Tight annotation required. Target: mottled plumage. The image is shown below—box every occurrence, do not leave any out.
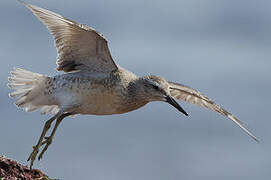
[8,1,258,169]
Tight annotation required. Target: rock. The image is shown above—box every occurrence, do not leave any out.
[0,156,50,180]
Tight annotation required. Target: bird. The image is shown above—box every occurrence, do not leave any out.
[8,1,258,169]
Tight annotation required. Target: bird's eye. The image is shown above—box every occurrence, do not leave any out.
[152,84,159,90]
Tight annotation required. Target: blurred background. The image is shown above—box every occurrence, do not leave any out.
[1,0,270,179]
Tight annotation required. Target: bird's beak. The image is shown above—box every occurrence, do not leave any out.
[166,96,188,116]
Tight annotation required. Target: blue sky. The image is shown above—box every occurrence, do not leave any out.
[1,0,271,179]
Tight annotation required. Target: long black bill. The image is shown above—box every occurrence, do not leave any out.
[166,96,188,116]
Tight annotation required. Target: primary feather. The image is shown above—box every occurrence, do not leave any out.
[168,81,259,142]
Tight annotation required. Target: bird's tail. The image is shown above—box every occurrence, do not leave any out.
[8,68,58,114]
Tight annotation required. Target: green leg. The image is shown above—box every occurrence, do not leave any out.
[27,112,61,169]
[38,113,72,160]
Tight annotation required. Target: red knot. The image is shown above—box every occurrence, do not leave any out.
[8,1,259,169]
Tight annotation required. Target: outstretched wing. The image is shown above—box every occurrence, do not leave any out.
[168,81,259,142]
[21,1,118,73]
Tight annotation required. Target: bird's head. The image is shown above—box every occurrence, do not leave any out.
[133,75,188,116]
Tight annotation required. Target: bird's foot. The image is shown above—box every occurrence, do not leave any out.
[27,145,40,169]
[27,112,72,169]
[27,136,54,169]
[38,136,53,160]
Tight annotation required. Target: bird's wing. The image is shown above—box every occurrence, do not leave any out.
[21,1,118,73]
[168,81,259,142]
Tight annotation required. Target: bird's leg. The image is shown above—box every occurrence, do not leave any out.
[27,112,62,169]
[38,113,72,160]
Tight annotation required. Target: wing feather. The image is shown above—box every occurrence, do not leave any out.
[21,1,118,73]
[168,81,259,142]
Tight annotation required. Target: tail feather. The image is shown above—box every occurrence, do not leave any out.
[8,68,59,114]
[9,88,32,98]
[40,105,59,115]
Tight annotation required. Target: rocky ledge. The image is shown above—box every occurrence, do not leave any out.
[0,156,51,180]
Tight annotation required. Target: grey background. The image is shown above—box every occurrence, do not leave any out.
[1,0,270,179]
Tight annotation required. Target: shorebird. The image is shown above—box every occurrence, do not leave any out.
[9,1,258,169]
